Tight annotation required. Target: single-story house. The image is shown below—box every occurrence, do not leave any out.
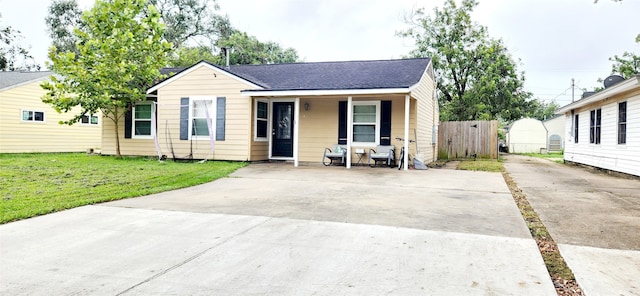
[0,71,102,153]
[556,75,639,177]
[543,115,565,152]
[506,118,547,153]
[101,58,439,169]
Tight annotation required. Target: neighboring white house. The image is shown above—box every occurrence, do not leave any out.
[556,75,640,177]
[506,118,547,153]
[543,115,565,152]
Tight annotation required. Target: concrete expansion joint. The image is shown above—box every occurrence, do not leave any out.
[115,217,273,295]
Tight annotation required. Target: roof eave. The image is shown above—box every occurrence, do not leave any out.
[240,87,412,97]
[556,75,640,114]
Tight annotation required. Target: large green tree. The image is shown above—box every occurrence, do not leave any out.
[167,31,300,67]
[42,0,172,157]
[215,32,299,65]
[45,0,83,56]
[45,0,299,67]
[46,0,229,52]
[0,14,39,71]
[608,35,639,79]
[399,0,535,121]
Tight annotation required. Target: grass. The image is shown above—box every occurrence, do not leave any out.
[456,159,503,172]
[520,152,564,163]
[0,153,247,224]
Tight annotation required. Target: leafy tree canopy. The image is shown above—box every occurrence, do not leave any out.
[0,14,40,71]
[399,0,542,122]
[46,0,300,67]
[608,35,639,79]
[46,0,83,56]
[42,0,172,157]
[215,32,299,65]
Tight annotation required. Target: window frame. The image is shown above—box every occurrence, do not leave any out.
[80,114,99,125]
[574,114,579,143]
[132,102,153,139]
[21,110,45,123]
[254,99,269,142]
[618,101,627,145]
[590,108,601,145]
[189,97,215,140]
[351,101,380,146]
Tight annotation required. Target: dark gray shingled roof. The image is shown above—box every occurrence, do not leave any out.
[208,58,431,91]
[0,71,53,90]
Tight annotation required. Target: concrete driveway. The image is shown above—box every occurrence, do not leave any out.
[0,164,555,295]
[503,155,640,296]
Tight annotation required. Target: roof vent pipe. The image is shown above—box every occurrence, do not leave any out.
[224,47,230,69]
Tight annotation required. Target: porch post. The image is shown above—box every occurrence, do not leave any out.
[403,94,410,171]
[294,97,300,167]
[346,96,353,169]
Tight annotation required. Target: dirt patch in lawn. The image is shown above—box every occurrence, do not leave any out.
[502,171,584,296]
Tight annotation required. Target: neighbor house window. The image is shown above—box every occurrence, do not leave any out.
[191,99,213,137]
[590,108,601,144]
[22,110,44,122]
[352,101,380,145]
[618,102,627,144]
[133,102,152,137]
[255,100,268,141]
[81,114,99,125]
[574,114,579,143]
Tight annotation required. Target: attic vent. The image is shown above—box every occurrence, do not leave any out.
[603,75,625,88]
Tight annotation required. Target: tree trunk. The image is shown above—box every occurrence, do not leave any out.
[113,105,122,158]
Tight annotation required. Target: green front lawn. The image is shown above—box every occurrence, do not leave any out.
[0,153,246,224]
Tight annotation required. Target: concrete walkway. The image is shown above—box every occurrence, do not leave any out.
[503,155,640,296]
[0,164,556,295]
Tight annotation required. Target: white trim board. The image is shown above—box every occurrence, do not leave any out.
[240,88,411,97]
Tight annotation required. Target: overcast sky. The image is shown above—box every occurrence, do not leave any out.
[2,0,639,107]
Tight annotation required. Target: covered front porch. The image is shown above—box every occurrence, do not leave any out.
[245,92,418,170]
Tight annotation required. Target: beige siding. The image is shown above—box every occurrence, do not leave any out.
[296,95,419,164]
[298,97,341,162]
[0,80,101,153]
[102,65,258,160]
[410,62,438,163]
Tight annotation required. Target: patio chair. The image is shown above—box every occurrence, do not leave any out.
[322,144,347,166]
[368,145,395,167]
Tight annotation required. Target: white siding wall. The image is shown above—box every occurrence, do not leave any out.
[0,80,102,153]
[507,118,547,153]
[564,91,640,176]
[543,116,565,150]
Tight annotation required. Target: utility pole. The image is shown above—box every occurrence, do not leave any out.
[571,78,575,102]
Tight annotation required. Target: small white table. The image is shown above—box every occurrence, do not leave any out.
[355,148,366,166]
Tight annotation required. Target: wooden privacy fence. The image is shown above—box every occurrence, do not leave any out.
[438,120,498,159]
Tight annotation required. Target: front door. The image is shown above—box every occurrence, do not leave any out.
[271,102,294,157]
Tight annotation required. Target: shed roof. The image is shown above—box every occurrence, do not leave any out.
[0,71,53,91]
